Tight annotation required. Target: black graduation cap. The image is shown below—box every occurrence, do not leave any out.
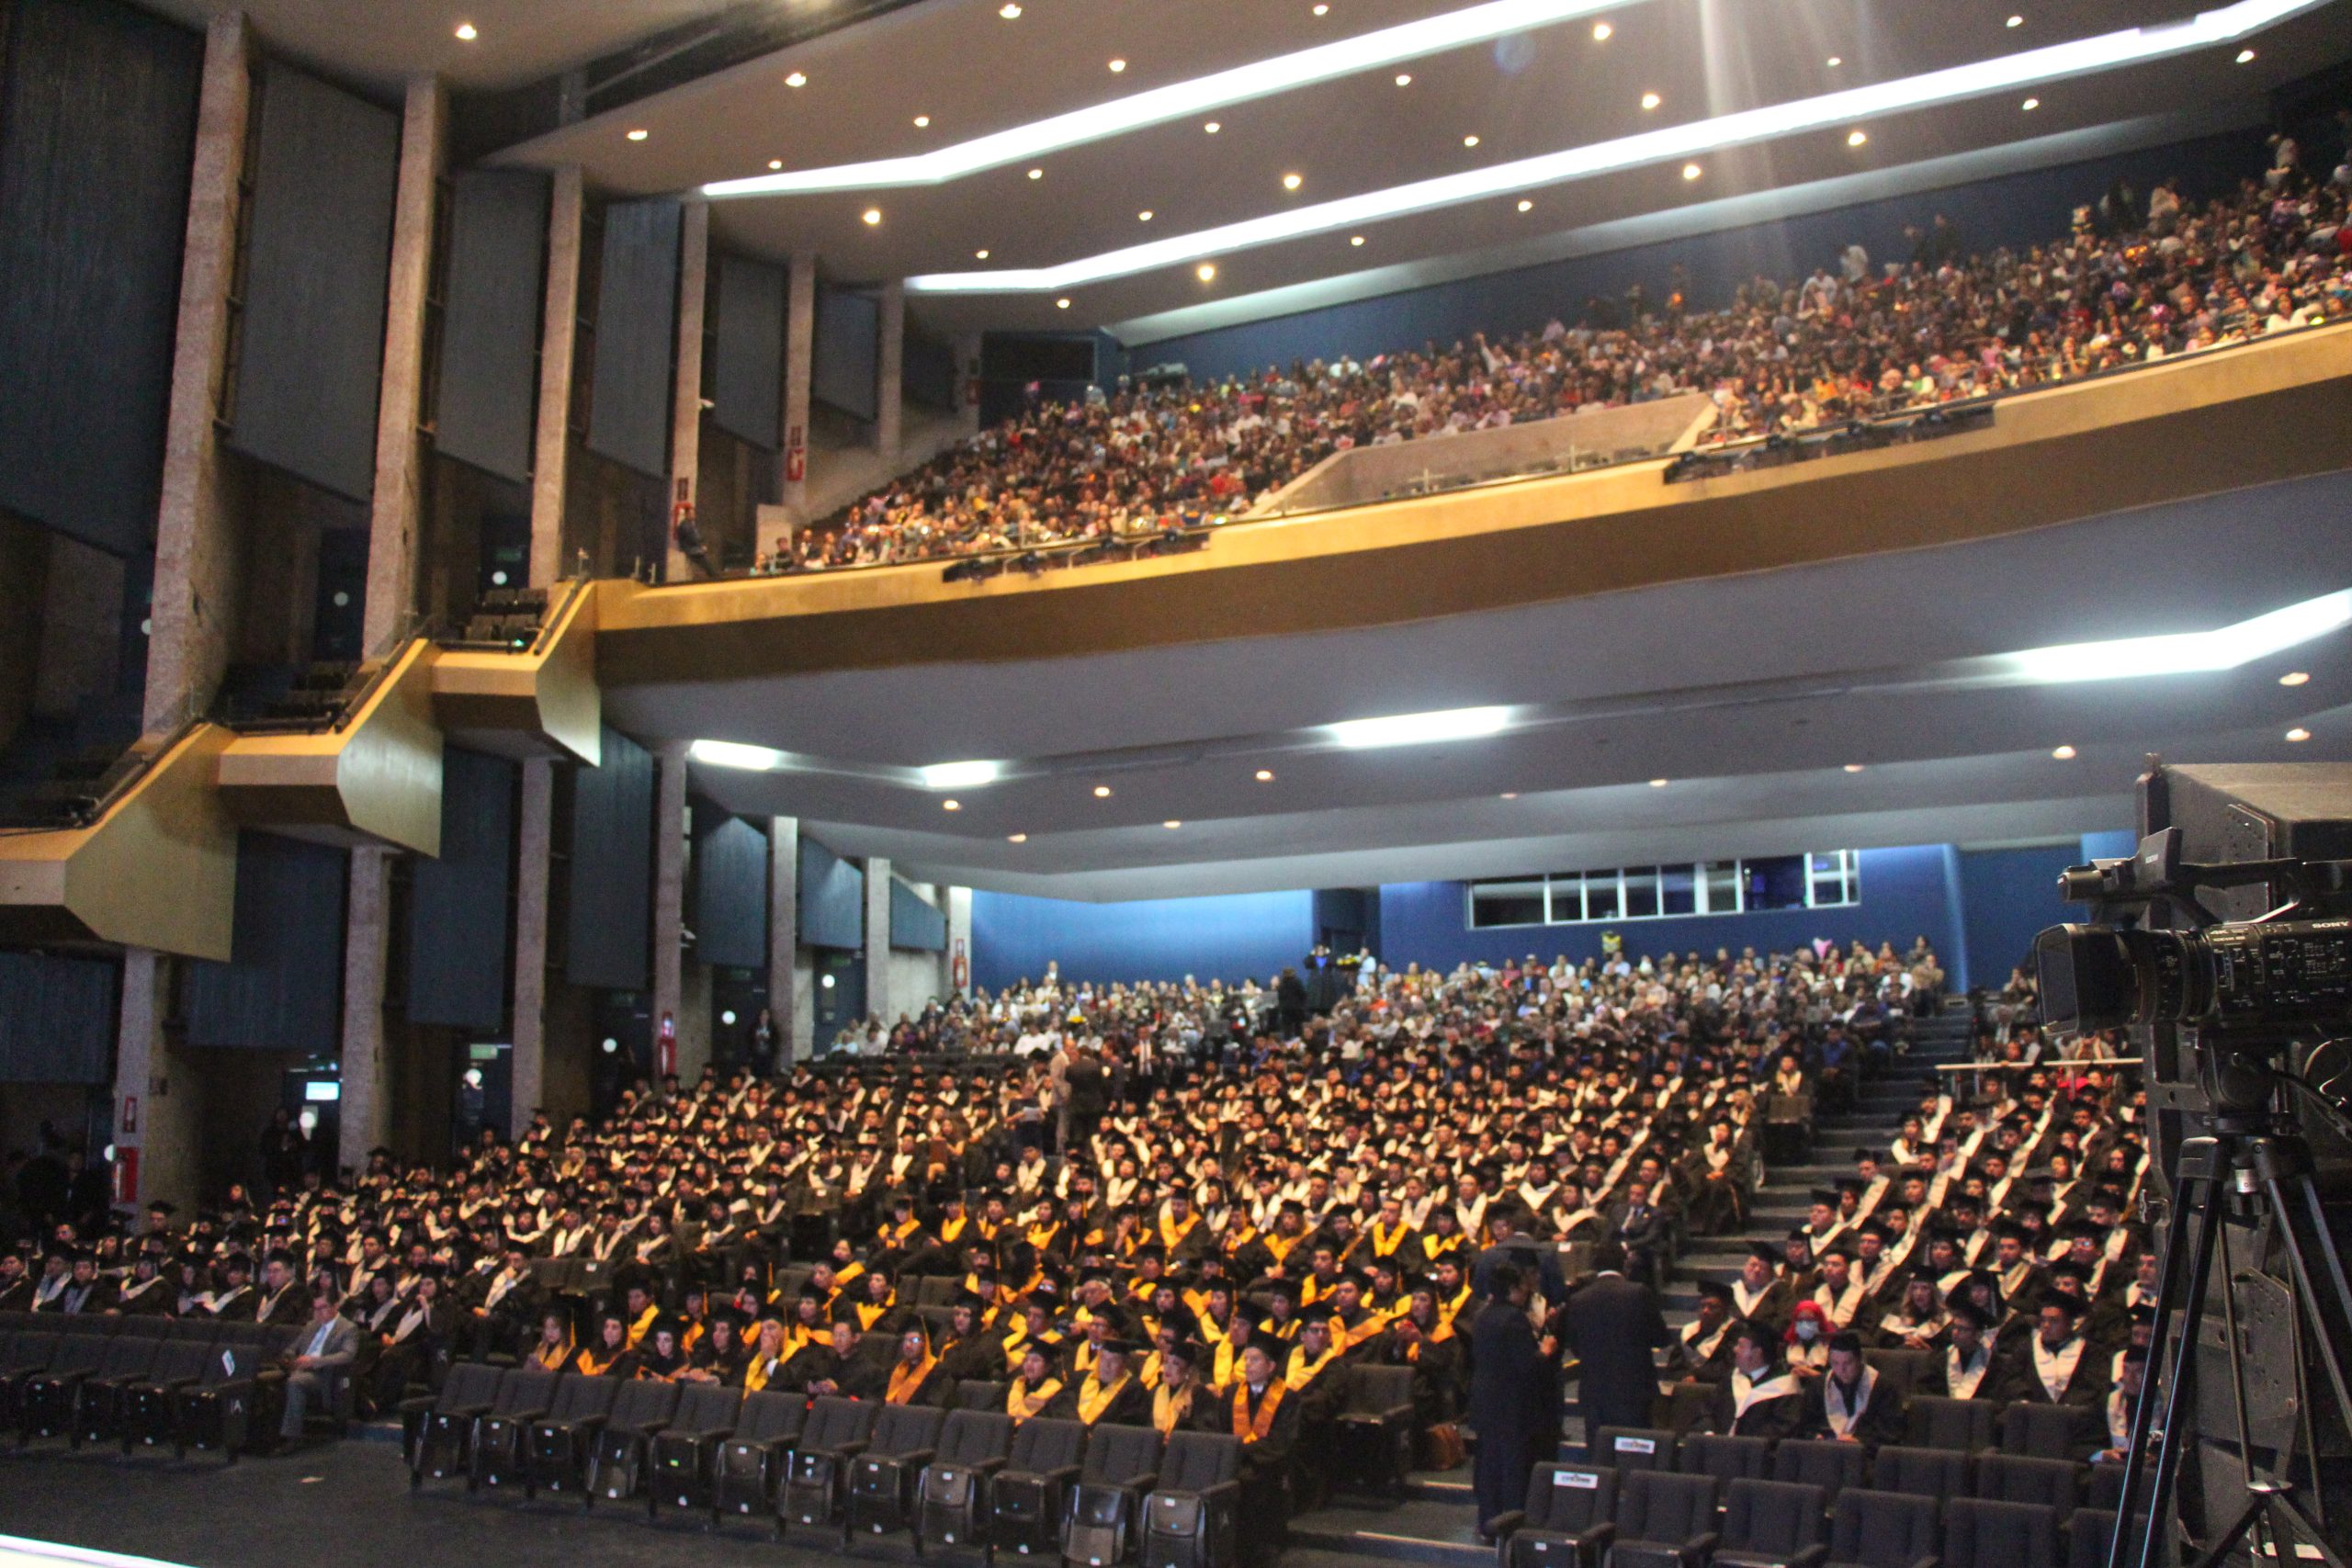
[1809,1189,1841,1207]
[1747,1241,1783,1266]
[2041,1290,2089,1320]
[1694,1280,1735,1307]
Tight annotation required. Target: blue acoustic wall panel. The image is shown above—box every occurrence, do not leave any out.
[407,747,516,1029]
[694,810,770,970]
[436,168,550,484]
[186,833,349,1051]
[228,60,400,503]
[0,953,120,1084]
[890,879,947,953]
[567,727,655,989]
[0,0,202,556]
[1959,842,2098,997]
[711,253,785,449]
[587,197,681,478]
[812,287,878,422]
[971,889,1314,991]
[798,836,865,950]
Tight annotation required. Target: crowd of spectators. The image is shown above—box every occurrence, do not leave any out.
[756,142,2352,573]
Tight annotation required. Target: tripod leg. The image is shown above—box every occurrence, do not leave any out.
[2262,1177,2352,1435]
[2122,1166,2224,1568]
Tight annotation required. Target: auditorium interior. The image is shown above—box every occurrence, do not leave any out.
[0,0,2350,1565]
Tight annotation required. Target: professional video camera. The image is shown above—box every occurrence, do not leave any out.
[2035,761,2352,1568]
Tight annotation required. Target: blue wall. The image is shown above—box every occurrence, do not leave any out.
[1136,129,2264,386]
[972,889,1314,990]
[1956,832,2139,992]
[799,835,865,951]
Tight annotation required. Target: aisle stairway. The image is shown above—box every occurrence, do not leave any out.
[1284,1006,1980,1568]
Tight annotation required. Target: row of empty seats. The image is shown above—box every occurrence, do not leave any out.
[0,1311,300,1460]
[1498,1462,2149,1568]
[1645,1391,2108,1464]
[408,1361,1248,1568]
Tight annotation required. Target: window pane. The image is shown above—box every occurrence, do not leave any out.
[1703,861,1740,914]
[1660,864,1697,916]
[1623,865,1659,919]
[1745,855,1808,910]
[1584,874,1620,921]
[1471,879,1545,928]
[1546,875,1583,924]
[1808,852,1843,876]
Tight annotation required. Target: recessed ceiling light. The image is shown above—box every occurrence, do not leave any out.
[2281,671,2312,685]
[1349,234,1364,245]
[1844,763,1865,773]
[1640,91,1661,109]
[1255,770,1275,781]
[1313,2,1329,12]
[627,128,649,141]
[2006,14,2024,27]
[785,71,808,87]
[1138,209,1154,221]
[942,799,961,811]
[998,2,1021,16]
[1027,167,1044,179]
[2021,96,2040,109]
[454,21,478,40]
[689,739,786,770]
[2052,745,2077,760]
[919,761,1001,789]
[1093,785,1113,796]
[914,114,931,127]
[1500,791,1519,799]
[1196,262,1217,282]
[863,208,882,225]
[1056,297,1070,308]
[977,248,990,258]
[2287,728,2312,742]
[1591,19,1611,39]
[2236,47,2256,62]
[1396,73,1413,85]
[1826,54,1841,66]
[1681,162,1702,179]
[769,159,784,170]
[1463,133,1481,146]
[1847,129,1868,145]
[1008,833,1028,843]
[1109,58,1127,73]
[1204,120,1221,133]
[1649,778,1669,787]
[1517,197,1533,211]
[1162,819,1182,829]
[1283,173,1303,190]
[1328,705,1510,749]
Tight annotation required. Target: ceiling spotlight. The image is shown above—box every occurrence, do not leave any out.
[1847,129,1868,146]
[998,2,1021,16]
[2235,47,2256,62]
[976,248,990,258]
[1108,58,1127,73]
[1313,2,1329,12]
[2021,96,2040,109]
[1517,197,1533,211]
[942,799,961,811]
[2052,745,2077,760]
[1283,172,1303,190]
[1196,262,1217,282]
[1826,54,1841,66]
[863,208,882,225]
[2006,13,2023,26]
[2288,728,2312,743]
[1093,785,1112,797]
[768,159,784,170]
[1844,763,1865,773]
[1204,120,1221,133]
[1008,833,1028,843]
[914,114,931,127]
[1349,234,1364,245]
[1648,778,1669,787]
[627,128,649,141]
[1255,770,1275,782]
[1396,73,1413,86]
[1138,209,1154,221]
[2281,671,2312,685]
[919,761,1001,789]
[454,21,478,40]
[785,71,808,87]
[1500,791,1519,799]
[1162,819,1182,829]
[1056,297,1070,309]
[1591,19,1611,39]
[1681,162,1702,180]
[1463,133,1481,147]
[1027,167,1044,179]
[1640,91,1661,109]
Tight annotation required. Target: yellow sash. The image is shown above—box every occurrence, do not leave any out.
[1284,1345,1338,1391]
[1008,1376,1062,1420]
[887,1353,938,1404]
[1233,1382,1285,1444]
[1153,1383,1195,1436]
[627,1304,659,1348]
[1076,1372,1132,1425]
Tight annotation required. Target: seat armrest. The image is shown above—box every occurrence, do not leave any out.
[1905,1556,1940,1568]
[695,1425,737,1443]
[898,1446,937,1469]
[504,1404,552,1423]
[1790,1546,1829,1568]
[1195,1480,1242,1506]
[625,1418,670,1437]
[1376,1402,1416,1423]
[398,1394,441,1416]
[1121,1471,1160,1495]
[1487,1511,1528,1540]
[1682,1531,1720,1565]
[969,1456,1008,1475]
[208,1377,256,1400]
[1577,1524,1619,1547]
[1045,1463,1083,1484]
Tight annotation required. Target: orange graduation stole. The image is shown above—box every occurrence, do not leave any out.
[1233,1382,1286,1444]
[886,1353,937,1404]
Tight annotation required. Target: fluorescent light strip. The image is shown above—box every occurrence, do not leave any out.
[917,760,1003,789]
[907,0,2322,294]
[1327,705,1513,749]
[689,739,788,770]
[703,0,1642,197]
[2000,588,2352,682]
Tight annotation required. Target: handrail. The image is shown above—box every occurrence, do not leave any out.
[0,711,212,839]
[1935,1056,2142,1071]
[526,573,594,657]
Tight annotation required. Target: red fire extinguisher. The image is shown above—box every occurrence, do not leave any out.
[656,1012,677,1078]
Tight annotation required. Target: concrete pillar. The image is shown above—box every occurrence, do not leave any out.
[778,252,817,524]
[339,847,393,1176]
[509,759,554,1138]
[362,74,447,658]
[112,950,202,1210]
[529,168,583,588]
[665,202,710,583]
[652,745,688,1079]
[143,12,250,734]
[875,279,904,460]
[947,886,974,998]
[865,856,894,1031]
[767,815,801,1069]
[954,333,982,416]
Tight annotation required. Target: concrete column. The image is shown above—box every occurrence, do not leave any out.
[864,856,894,1031]
[651,745,688,1078]
[767,815,800,1070]
[947,886,974,998]
[954,333,982,416]
[778,252,817,524]
[362,75,447,658]
[143,12,250,734]
[509,759,554,1138]
[339,847,394,1175]
[529,168,583,588]
[113,951,201,1209]
[875,279,904,460]
[665,202,710,583]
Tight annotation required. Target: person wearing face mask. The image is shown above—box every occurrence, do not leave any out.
[1784,1300,1832,1376]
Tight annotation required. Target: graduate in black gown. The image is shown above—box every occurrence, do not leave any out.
[1469,1262,1549,1539]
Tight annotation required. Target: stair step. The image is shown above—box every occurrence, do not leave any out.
[1291,1498,1490,1567]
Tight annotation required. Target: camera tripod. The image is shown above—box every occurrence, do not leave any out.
[2109,1106,2352,1568]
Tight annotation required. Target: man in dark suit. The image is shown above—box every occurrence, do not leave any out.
[1473,1205,1565,1303]
[1555,1243,1669,1450]
[1469,1262,1550,1540]
[278,1290,361,1444]
[1608,1181,1668,1287]
[1710,1321,1807,1439]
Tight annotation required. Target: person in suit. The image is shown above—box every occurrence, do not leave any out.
[1808,1331,1905,1449]
[1556,1243,1669,1450]
[1710,1321,1806,1439]
[1608,1182,1668,1288]
[278,1290,361,1444]
[1469,1262,1549,1539]
[1473,1206,1566,1303]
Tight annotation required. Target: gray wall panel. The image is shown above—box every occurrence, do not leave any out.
[186,832,348,1052]
[711,253,783,450]
[0,0,202,557]
[812,287,878,423]
[693,810,768,970]
[408,748,516,1029]
[0,953,119,1085]
[436,169,549,484]
[566,727,654,989]
[228,61,400,504]
[798,836,864,951]
[587,198,681,479]
[889,878,946,953]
